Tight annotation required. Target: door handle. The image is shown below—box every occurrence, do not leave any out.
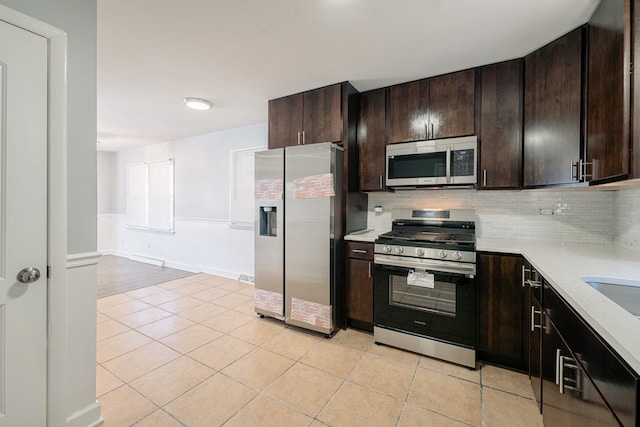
[558,352,580,394]
[17,267,41,284]
[531,306,542,331]
[445,146,451,184]
[570,160,579,182]
[521,265,530,288]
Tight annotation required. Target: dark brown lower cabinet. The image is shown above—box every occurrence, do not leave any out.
[477,253,529,371]
[544,281,638,426]
[542,313,619,426]
[346,242,373,331]
[482,253,639,424]
[529,288,543,412]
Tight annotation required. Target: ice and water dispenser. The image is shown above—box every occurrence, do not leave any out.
[259,206,278,237]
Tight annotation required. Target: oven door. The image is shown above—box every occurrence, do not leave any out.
[373,260,476,348]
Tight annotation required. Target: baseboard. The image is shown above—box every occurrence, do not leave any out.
[191,264,240,281]
[67,252,102,269]
[102,249,130,258]
[163,260,201,273]
[129,254,164,267]
[100,253,253,283]
[64,400,102,427]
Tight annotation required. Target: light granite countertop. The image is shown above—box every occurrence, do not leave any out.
[344,229,388,243]
[477,238,640,375]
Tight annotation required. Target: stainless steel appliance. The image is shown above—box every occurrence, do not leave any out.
[254,142,344,336]
[373,208,477,368]
[254,148,285,319]
[385,136,477,188]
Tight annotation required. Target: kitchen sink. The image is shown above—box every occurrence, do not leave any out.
[582,276,640,319]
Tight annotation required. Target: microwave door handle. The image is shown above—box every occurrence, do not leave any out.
[446,146,452,183]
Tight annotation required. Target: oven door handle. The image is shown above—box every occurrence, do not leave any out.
[374,255,476,277]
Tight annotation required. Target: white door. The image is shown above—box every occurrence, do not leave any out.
[0,19,48,427]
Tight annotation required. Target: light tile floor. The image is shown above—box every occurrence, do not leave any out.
[97,273,544,427]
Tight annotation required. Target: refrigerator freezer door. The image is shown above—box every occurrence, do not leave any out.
[285,143,343,334]
[254,148,285,318]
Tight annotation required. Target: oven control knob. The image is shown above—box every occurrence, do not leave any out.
[452,252,462,261]
[383,245,392,253]
[416,249,425,256]
[394,247,404,254]
[438,250,447,259]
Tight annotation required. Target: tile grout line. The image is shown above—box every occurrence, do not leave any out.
[392,355,421,427]
[99,275,538,426]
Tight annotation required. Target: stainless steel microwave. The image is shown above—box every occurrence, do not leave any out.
[386,136,477,187]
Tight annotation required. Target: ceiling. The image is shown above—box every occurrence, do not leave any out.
[97,0,600,152]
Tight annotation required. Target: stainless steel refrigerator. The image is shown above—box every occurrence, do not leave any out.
[254,142,344,336]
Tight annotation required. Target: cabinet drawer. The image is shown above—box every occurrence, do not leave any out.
[544,282,638,426]
[346,242,374,261]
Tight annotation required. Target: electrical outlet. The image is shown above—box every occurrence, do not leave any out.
[539,208,554,215]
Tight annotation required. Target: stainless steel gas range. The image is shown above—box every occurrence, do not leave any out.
[373,208,477,368]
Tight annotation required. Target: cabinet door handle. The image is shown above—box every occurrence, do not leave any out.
[302,130,305,145]
[521,265,530,288]
[558,353,580,394]
[379,174,383,189]
[297,131,301,145]
[445,146,451,184]
[431,123,434,139]
[578,159,584,182]
[527,279,542,289]
[555,349,562,386]
[483,169,487,187]
[368,262,372,278]
[352,249,368,254]
[570,160,579,182]
[531,306,542,332]
[582,158,597,180]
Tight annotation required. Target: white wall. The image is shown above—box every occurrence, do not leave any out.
[97,151,116,214]
[98,122,267,279]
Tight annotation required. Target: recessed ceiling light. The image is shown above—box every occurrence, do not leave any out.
[184,97,212,111]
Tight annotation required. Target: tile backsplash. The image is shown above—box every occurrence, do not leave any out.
[614,187,640,251]
[367,186,639,249]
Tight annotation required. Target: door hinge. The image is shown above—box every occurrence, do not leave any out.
[47,266,52,278]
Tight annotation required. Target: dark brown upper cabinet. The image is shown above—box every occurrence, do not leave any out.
[268,83,342,149]
[358,89,387,191]
[268,93,303,149]
[387,69,475,144]
[587,0,630,183]
[524,27,584,188]
[478,59,523,189]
